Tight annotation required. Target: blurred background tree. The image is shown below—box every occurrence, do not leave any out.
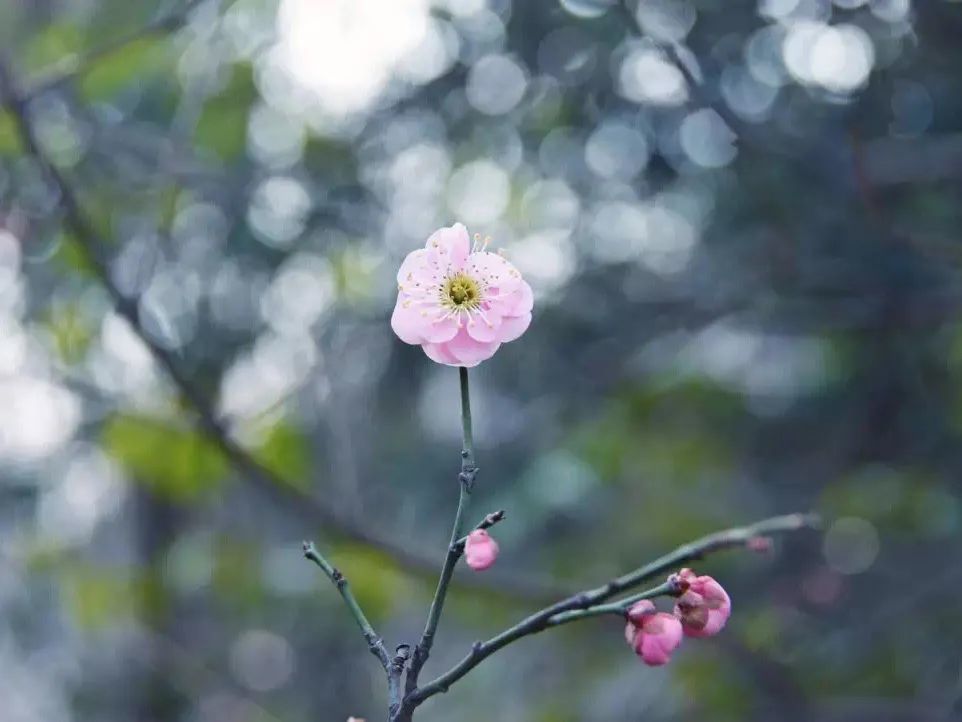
[0,0,960,720]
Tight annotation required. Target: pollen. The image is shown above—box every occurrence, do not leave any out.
[442,272,482,309]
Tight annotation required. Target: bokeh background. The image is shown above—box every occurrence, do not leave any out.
[1,0,961,720]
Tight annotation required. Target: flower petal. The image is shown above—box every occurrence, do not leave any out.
[422,341,461,366]
[497,312,531,343]
[466,251,523,295]
[447,327,501,366]
[636,613,683,666]
[392,298,460,345]
[397,248,430,285]
[421,315,460,343]
[391,300,426,344]
[465,307,503,342]
[502,281,534,317]
[426,223,470,272]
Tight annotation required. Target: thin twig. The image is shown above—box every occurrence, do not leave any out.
[454,510,506,549]
[544,579,681,627]
[303,541,391,670]
[407,512,818,706]
[406,367,478,694]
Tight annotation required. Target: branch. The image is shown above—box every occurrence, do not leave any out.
[407,512,818,707]
[588,512,819,606]
[406,367,478,693]
[388,644,412,717]
[302,541,391,670]
[20,0,212,100]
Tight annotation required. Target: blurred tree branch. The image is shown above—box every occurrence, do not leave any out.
[0,56,560,600]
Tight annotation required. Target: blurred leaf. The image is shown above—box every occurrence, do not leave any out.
[534,702,575,722]
[212,538,265,611]
[331,245,379,304]
[52,234,98,278]
[102,414,230,502]
[447,580,518,630]
[739,607,782,653]
[302,136,356,182]
[79,36,169,100]
[194,63,257,161]
[821,466,959,537]
[64,567,136,630]
[810,639,916,697]
[251,419,311,489]
[24,23,83,71]
[326,542,410,623]
[675,652,752,722]
[0,111,22,154]
[44,301,95,363]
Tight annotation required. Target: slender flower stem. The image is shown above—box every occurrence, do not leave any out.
[405,367,478,696]
[302,542,391,670]
[459,366,474,459]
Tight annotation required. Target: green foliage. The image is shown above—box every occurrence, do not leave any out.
[808,639,917,697]
[325,542,411,623]
[79,36,169,101]
[251,419,311,489]
[44,301,95,363]
[302,136,356,182]
[675,652,753,721]
[821,466,959,537]
[65,568,133,629]
[63,566,167,630]
[102,414,230,502]
[330,245,379,305]
[0,111,22,154]
[212,538,265,612]
[24,23,84,71]
[738,607,782,654]
[51,234,99,278]
[577,379,741,486]
[194,63,257,160]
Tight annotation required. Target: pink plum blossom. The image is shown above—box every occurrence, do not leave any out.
[391,223,533,367]
[674,568,731,637]
[624,600,684,666]
[464,529,499,571]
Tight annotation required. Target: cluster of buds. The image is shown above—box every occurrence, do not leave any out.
[624,568,731,666]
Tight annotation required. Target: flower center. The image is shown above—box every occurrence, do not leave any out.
[443,272,481,308]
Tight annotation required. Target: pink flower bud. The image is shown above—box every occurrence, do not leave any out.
[464,529,499,571]
[674,568,731,637]
[674,590,710,631]
[624,600,683,666]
